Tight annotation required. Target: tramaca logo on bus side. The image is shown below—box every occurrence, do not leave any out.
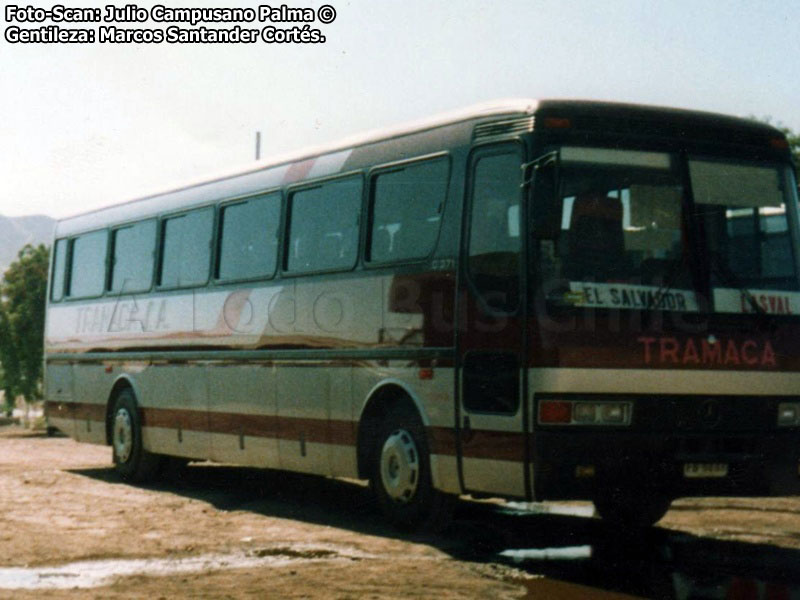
[638,336,778,368]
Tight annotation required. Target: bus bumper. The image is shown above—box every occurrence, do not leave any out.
[533,431,800,500]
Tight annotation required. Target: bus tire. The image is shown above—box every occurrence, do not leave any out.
[593,490,672,529]
[111,389,162,482]
[370,403,452,531]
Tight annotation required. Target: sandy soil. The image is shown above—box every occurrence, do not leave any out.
[0,426,798,598]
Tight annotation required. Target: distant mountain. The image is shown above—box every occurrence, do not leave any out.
[0,214,55,274]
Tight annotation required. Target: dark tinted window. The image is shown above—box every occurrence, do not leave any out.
[286,177,361,273]
[110,220,156,294]
[51,238,67,302]
[217,193,281,281]
[159,208,213,288]
[468,149,522,312]
[369,158,449,263]
[691,160,799,291]
[463,351,519,414]
[538,148,685,297]
[68,230,107,298]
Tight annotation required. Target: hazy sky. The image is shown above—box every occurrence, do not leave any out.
[1,0,798,218]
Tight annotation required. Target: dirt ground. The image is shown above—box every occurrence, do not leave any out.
[0,426,799,599]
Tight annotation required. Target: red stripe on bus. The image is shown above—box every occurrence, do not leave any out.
[282,159,315,185]
[141,407,358,446]
[428,426,457,456]
[45,400,105,421]
[459,429,526,462]
[142,407,209,432]
[46,401,526,462]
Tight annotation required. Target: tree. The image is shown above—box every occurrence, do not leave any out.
[0,244,49,411]
[770,122,800,168]
[0,363,9,417]
[0,292,22,416]
[781,126,800,168]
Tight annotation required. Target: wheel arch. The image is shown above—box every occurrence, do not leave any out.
[105,375,142,446]
[356,379,430,480]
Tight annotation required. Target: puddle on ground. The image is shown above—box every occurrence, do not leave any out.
[499,545,593,562]
[0,545,366,589]
[504,501,596,518]
[496,537,800,600]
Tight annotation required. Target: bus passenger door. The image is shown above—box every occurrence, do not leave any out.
[456,142,529,498]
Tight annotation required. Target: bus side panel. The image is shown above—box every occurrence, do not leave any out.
[206,363,280,469]
[276,363,333,476]
[329,365,358,479]
[137,364,210,460]
[71,362,111,444]
[44,361,75,438]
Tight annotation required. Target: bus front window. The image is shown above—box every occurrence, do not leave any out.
[535,147,800,312]
[690,159,800,295]
[536,147,693,309]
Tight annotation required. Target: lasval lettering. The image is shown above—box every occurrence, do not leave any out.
[741,293,793,315]
[638,336,777,367]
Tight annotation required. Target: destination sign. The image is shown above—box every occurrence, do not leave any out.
[713,288,800,315]
[567,282,699,311]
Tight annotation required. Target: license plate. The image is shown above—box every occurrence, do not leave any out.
[683,463,729,478]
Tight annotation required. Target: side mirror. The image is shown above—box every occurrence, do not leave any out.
[529,152,563,240]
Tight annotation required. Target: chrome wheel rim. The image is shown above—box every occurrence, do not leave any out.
[113,408,133,464]
[380,428,419,503]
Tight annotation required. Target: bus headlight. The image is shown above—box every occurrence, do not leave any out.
[600,403,627,424]
[573,402,597,423]
[777,403,800,426]
[538,399,632,426]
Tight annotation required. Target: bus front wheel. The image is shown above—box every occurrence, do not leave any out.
[593,490,672,529]
[370,403,452,531]
[111,389,162,482]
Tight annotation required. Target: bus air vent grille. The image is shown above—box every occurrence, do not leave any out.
[472,116,535,142]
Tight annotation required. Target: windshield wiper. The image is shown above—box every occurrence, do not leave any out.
[707,252,771,322]
[650,255,689,311]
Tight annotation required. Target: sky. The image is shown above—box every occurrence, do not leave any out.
[1,0,798,218]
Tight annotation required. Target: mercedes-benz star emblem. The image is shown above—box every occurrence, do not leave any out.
[699,399,721,428]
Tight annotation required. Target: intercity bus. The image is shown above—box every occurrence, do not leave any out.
[44,99,800,529]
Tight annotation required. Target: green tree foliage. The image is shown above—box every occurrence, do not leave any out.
[768,122,799,168]
[0,363,9,417]
[0,244,49,408]
[781,126,800,167]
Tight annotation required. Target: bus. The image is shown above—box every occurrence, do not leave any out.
[44,99,800,529]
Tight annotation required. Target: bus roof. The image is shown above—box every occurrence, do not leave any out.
[55,99,538,235]
[54,98,786,238]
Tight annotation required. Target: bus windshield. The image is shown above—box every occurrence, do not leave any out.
[536,147,800,312]
[691,159,799,293]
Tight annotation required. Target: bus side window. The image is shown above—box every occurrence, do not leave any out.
[286,176,361,273]
[51,238,68,301]
[368,158,449,263]
[467,147,523,313]
[217,193,281,281]
[109,220,156,294]
[67,230,108,299]
[158,207,214,288]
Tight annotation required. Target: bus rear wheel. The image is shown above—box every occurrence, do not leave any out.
[593,490,672,529]
[370,403,452,531]
[111,389,162,482]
